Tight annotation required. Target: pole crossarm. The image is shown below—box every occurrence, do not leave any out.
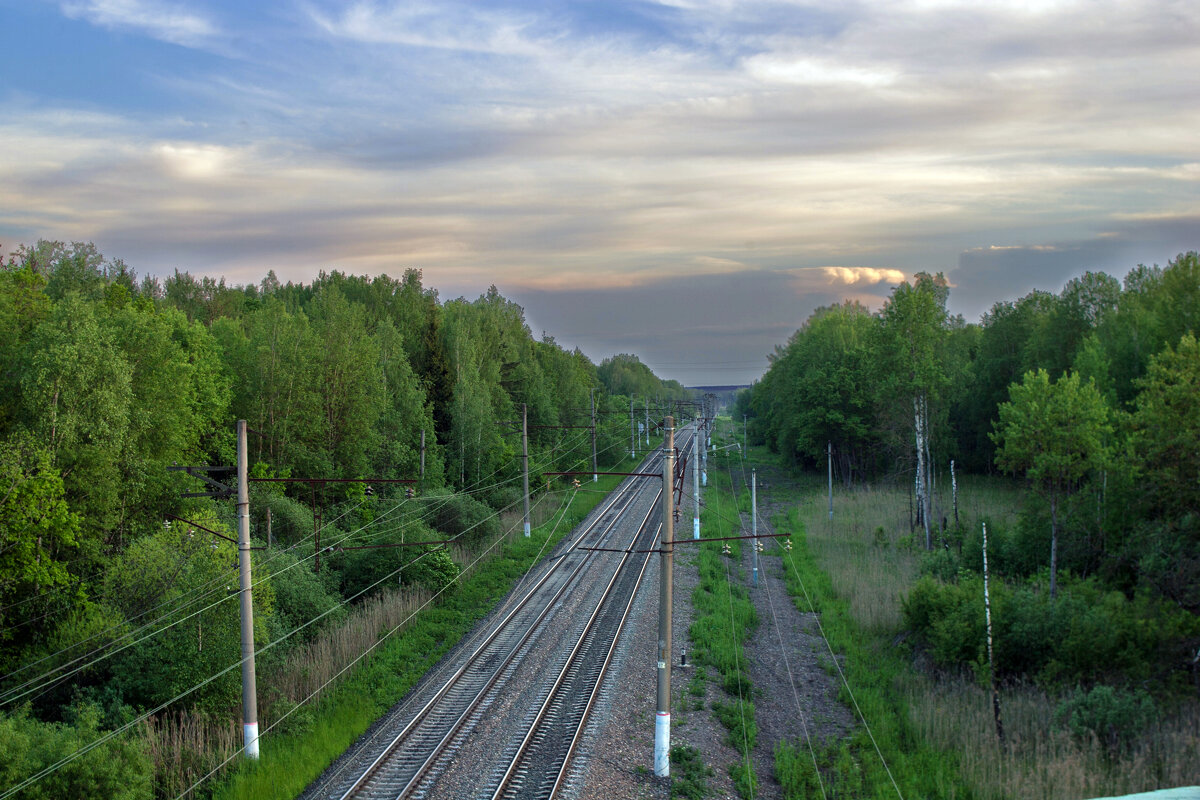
[168,465,235,498]
[665,531,792,546]
[579,531,792,555]
[335,540,450,551]
[247,477,417,485]
[163,513,266,549]
[542,471,661,478]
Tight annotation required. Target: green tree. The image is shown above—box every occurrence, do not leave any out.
[17,295,133,539]
[0,436,81,652]
[992,369,1112,598]
[0,703,153,800]
[875,272,951,548]
[1127,334,1200,607]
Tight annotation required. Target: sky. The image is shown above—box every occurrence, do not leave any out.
[1,0,1197,386]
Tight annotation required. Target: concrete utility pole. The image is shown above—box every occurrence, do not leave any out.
[656,416,675,777]
[828,441,833,521]
[645,398,650,446]
[693,414,701,540]
[701,416,708,488]
[266,507,272,549]
[752,468,759,587]
[743,414,747,459]
[630,395,636,460]
[420,429,426,489]
[522,404,531,537]
[590,388,598,482]
[235,421,260,759]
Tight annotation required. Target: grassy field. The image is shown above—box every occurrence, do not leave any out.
[724,415,1200,799]
[685,463,759,798]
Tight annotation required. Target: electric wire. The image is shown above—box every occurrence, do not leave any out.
[1,430,558,704]
[706,451,754,799]
[724,453,827,800]
[0,469,547,800]
[2,412,639,794]
[176,426,647,797]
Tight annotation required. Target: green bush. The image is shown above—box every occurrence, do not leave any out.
[336,535,460,600]
[918,547,959,582]
[712,699,757,754]
[903,573,1200,688]
[0,704,153,800]
[728,760,757,800]
[424,490,501,544]
[670,744,714,799]
[266,550,345,641]
[1054,685,1156,753]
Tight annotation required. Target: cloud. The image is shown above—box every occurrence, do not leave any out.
[820,267,907,286]
[310,2,551,57]
[7,0,1200,383]
[60,0,218,47]
[744,54,898,88]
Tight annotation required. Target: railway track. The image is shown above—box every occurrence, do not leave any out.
[310,428,694,800]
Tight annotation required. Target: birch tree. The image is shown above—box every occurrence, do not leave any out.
[875,272,950,549]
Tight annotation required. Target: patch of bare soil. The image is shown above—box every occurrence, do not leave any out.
[572,462,854,800]
[735,466,855,799]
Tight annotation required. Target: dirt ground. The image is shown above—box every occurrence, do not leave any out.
[569,460,855,800]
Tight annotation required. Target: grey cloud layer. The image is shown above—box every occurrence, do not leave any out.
[4,0,1198,383]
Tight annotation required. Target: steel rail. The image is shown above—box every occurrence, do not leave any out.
[334,443,676,800]
[488,499,660,800]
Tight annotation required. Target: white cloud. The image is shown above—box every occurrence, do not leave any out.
[744,54,898,88]
[310,2,552,57]
[820,267,908,286]
[60,0,218,47]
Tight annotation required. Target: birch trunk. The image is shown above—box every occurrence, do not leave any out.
[983,522,1005,744]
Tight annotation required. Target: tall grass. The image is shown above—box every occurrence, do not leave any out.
[790,467,1200,799]
[686,462,760,798]
[906,671,1200,799]
[206,466,639,800]
[771,504,967,799]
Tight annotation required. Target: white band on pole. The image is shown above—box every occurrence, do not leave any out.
[693,518,700,540]
[654,711,671,776]
[523,522,531,537]
[243,722,260,759]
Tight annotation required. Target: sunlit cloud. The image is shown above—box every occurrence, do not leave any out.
[744,55,899,88]
[820,267,908,286]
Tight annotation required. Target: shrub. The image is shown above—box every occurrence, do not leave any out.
[728,760,757,800]
[424,490,501,544]
[712,699,757,754]
[1053,685,1156,753]
[0,703,153,800]
[266,550,345,641]
[905,573,1200,688]
[918,547,959,582]
[670,744,714,799]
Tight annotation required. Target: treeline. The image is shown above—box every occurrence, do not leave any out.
[0,240,689,797]
[738,252,1199,695]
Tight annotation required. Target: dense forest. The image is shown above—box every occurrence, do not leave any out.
[737,252,1200,706]
[0,240,691,797]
